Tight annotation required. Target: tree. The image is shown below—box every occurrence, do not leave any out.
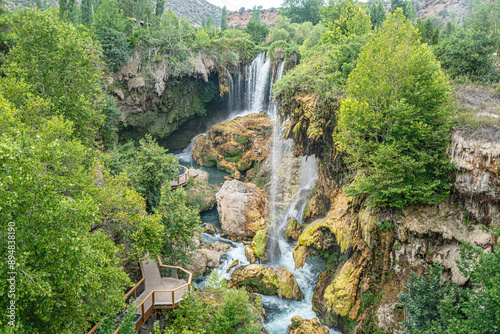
[335,9,453,209]
[434,28,495,81]
[369,0,386,29]
[245,20,269,44]
[281,0,323,25]
[221,5,228,31]
[81,0,94,25]
[97,27,130,72]
[250,6,260,24]
[2,9,105,145]
[321,0,371,44]
[156,187,200,266]
[155,0,166,17]
[0,86,130,333]
[59,0,77,22]
[390,0,413,20]
[130,135,179,211]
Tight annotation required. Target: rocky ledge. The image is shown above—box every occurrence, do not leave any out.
[192,112,273,179]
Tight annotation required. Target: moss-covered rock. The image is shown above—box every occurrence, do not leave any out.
[287,316,329,334]
[229,264,304,300]
[324,260,358,317]
[245,245,256,264]
[184,170,217,212]
[192,112,273,178]
[284,218,302,241]
[250,226,281,263]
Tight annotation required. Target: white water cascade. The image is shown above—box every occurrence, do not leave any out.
[179,52,338,333]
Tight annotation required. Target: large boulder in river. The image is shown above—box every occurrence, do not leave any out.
[228,264,304,300]
[288,316,329,334]
[216,180,269,241]
[192,112,273,179]
[249,226,281,263]
[186,241,231,278]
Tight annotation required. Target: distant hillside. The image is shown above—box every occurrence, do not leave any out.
[227,9,279,28]
[164,0,221,27]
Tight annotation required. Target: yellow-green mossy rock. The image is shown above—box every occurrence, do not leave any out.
[324,259,362,317]
[228,264,304,300]
[284,218,302,240]
[192,112,273,178]
[245,245,256,264]
[288,316,329,334]
[251,227,268,261]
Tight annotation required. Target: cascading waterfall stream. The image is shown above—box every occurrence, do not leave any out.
[177,52,338,333]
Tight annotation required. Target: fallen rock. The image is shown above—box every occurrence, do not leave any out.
[288,316,329,334]
[227,259,239,273]
[251,226,281,263]
[204,224,216,234]
[188,167,210,183]
[216,179,269,241]
[186,241,230,278]
[284,218,302,241]
[245,245,256,264]
[192,112,273,179]
[229,264,304,300]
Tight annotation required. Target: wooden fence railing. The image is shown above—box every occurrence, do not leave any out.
[86,258,192,333]
[170,166,190,189]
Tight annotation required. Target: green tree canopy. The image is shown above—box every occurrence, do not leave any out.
[1,9,105,145]
[281,0,323,24]
[221,5,228,30]
[320,0,372,44]
[335,9,453,209]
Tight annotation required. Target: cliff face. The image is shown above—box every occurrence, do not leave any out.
[227,9,279,28]
[108,52,222,141]
[280,92,500,333]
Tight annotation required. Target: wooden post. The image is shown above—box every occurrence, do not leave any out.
[152,292,155,310]
[172,290,175,307]
[141,303,144,319]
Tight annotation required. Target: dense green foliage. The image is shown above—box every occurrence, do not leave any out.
[281,0,323,24]
[2,9,104,145]
[159,273,262,334]
[335,9,453,209]
[400,232,500,333]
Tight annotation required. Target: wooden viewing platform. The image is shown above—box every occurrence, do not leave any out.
[87,257,192,333]
[170,165,190,190]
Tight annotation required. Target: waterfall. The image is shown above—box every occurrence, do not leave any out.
[181,52,338,334]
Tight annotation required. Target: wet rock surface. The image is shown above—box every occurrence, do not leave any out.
[216,179,269,241]
[287,316,329,334]
[229,264,304,300]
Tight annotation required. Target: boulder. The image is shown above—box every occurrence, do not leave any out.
[192,112,273,179]
[288,316,329,334]
[188,167,210,183]
[284,218,302,241]
[227,259,239,273]
[229,264,304,300]
[216,179,269,241]
[186,241,230,278]
[204,224,216,234]
[251,226,281,263]
[245,245,256,264]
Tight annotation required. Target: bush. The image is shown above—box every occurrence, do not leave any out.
[434,28,496,82]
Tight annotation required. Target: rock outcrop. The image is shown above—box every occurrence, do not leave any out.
[186,240,230,278]
[216,180,269,241]
[192,112,273,179]
[284,218,303,241]
[229,264,304,300]
[184,168,217,212]
[248,226,281,263]
[287,316,329,334]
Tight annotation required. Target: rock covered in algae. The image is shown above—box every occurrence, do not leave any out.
[250,226,281,263]
[287,316,329,334]
[228,264,304,300]
[192,112,273,179]
[245,245,256,264]
[284,218,302,241]
[216,179,269,241]
[324,259,362,317]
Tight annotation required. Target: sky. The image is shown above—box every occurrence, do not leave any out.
[205,0,284,11]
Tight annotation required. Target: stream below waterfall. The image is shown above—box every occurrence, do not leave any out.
[173,52,340,334]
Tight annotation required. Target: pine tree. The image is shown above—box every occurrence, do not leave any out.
[81,0,94,26]
[221,5,228,31]
[36,0,43,9]
[250,6,260,24]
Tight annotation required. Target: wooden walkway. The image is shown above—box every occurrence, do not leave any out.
[135,258,188,313]
[170,166,190,190]
[87,257,192,333]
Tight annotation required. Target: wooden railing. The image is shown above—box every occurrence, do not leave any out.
[170,166,190,189]
[86,259,192,333]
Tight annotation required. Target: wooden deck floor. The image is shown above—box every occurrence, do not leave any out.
[135,258,188,315]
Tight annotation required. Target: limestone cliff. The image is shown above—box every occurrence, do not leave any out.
[279,90,500,333]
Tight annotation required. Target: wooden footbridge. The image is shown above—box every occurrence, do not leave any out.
[170,166,190,190]
[87,257,192,333]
